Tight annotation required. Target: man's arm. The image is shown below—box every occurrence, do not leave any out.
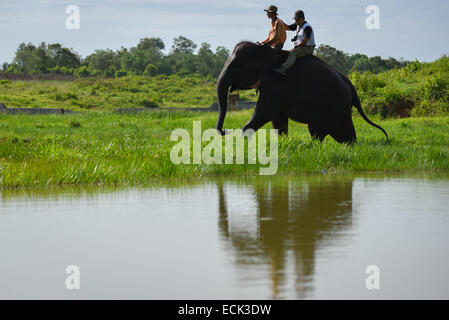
[282,22,297,31]
[294,26,312,47]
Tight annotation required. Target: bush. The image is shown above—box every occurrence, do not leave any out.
[6,64,19,73]
[115,69,127,78]
[411,99,449,117]
[103,66,117,77]
[138,97,159,108]
[405,60,422,73]
[422,75,448,101]
[143,64,157,76]
[74,66,91,77]
[350,70,386,97]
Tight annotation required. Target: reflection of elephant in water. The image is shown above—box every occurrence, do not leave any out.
[216,42,388,143]
[217,178,354,299]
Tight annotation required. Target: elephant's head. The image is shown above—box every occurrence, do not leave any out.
[215,42,274,134]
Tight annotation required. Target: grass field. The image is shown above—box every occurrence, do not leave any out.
[1,110,448,188]
[0,75,258,111]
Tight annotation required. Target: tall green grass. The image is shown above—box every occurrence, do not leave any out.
[0,111,448,188]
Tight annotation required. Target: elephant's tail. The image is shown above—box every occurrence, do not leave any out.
[350,83,389,140]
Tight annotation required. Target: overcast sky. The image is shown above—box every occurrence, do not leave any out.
[1,0,448,64]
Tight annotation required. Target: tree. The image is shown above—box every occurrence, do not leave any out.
[315,44,350,74]
[196,43,214,76]
[136,37,165,51]
[13,43,42,73]
[47,43,81,69]
[1,62,9,72]
[12,42,80,74]
[350,55,377,73]
[85,49,119,73]
[118,38,165,75]
[171,36,197,54]
[212,46,230,77]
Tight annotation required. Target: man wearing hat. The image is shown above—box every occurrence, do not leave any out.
[258,5,287,51]
[273,10,316,75]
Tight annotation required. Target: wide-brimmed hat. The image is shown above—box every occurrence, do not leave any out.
[264,5,278,15]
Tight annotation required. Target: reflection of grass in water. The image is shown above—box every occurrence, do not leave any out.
[0,111,448,187]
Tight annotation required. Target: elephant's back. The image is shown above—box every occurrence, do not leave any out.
[285,55,353,121]
[291,55,352,98]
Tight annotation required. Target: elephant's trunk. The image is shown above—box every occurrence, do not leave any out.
[216,71,231,134]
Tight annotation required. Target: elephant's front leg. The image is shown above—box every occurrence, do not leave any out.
[242,88,282,134]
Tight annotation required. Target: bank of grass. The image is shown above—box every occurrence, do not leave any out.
[0,110,448,188]
[0,75,258,111]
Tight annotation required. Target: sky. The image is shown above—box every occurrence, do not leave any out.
[0,0,448,64]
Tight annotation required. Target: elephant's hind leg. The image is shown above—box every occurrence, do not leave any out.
[308,124,328,142]
[272,115,288,135]
[330,119,357,144]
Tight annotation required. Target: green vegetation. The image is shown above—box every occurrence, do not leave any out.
[0,111,448,187]
[1,37,229,78]
[0,74,257,111]
[1,56,448,116]
[0,39,447,188]
[350,56,449,117]
[2,38,411,79]
[315,44,411,75]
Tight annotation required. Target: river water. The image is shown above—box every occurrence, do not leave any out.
[0,174,448,299]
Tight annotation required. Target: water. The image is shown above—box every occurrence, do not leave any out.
[0,175,448,299]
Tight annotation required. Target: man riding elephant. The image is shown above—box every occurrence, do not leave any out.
[273,10,316,76]
[258,5,287,51]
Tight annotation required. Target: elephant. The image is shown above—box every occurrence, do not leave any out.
[215,41,388,143]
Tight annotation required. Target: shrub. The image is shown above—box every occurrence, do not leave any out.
[411,99,449,117]
[350,70,386,98]
[74,66,91,77]
[115,69,127,78]
[138,98,159,108]
[103,66,117,77]
[422,75,448,101]
[405,60,422,73]
[143,64,158,76]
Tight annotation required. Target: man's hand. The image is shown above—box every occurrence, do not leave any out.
[295,38,309,48]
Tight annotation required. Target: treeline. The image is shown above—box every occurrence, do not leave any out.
[1,36,411,78]
[315,45,410,74]
[1,36,230,78]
